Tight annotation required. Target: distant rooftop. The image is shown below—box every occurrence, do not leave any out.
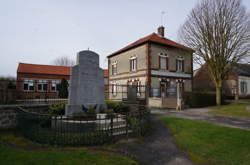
[234,63,250,77]
[17,63,108,77]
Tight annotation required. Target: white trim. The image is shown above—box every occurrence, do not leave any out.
[23,79,34,91]
[158,53,168,57]
[151,70,191,78]
[112,61,117,65]
[177,56,184,60]
[130,57,137,72]
[129,56,137,60]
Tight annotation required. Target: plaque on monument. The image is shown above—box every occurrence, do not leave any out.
[66,50,106,116]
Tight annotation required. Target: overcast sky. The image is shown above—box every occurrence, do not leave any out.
[0,0,250,77]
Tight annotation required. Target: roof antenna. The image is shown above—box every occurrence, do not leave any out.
[161,11,166,26]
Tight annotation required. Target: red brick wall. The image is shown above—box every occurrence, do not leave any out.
[16,72,70,98]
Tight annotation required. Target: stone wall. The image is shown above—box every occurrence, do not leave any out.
[0,104,49,130]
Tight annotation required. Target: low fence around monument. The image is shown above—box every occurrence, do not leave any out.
[17,106,151,146]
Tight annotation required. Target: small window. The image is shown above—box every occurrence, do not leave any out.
[111,82,117,96]
[23,80,34,91]
[51,80,60,92]
[176,59,184,72]
[159,56,168,70]
[240,81,247,94]
[38,80,48,92]
[111,62,117,75]
[130,57,137,72]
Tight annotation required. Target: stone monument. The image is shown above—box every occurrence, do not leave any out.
[66,50,106,116]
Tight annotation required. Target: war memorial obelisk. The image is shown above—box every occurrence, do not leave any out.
[66,50,106,115]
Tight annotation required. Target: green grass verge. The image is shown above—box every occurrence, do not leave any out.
[160,117,250,165]
[0,132,138,165]
[208,103,250,118]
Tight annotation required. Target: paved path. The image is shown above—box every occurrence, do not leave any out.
[113,116,193,165]
[152,108,250,131]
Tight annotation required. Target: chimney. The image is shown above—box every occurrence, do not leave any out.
[157,26,165,37]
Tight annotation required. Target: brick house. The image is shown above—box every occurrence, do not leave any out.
[194,63,250,99]
[17,63,108,99]
[108,26,194,108]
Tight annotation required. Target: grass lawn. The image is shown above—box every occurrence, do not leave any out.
[208,103,250,118]
[0,132,138,165]
[161,117,250,165]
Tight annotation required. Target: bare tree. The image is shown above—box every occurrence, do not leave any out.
[179,0,250,105]
[52,56,75,66]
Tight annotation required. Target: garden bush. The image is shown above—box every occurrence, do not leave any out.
[105,100,119,109]
[184,91,225,108]
[105,100,130,113]
[48,101,67,115]
[113,102,129,113]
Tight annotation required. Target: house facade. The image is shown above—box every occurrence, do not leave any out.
[193,63,250,99]
[108,26,194,108]
[16,63,108,99]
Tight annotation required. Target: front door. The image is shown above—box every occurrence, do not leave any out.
[160,81,168,97]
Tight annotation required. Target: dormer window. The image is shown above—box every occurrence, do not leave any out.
[130,56,137,72]
[111,61,117,75]
[176,56,184,72]
[159,53,168,70]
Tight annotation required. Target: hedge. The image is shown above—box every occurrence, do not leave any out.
[184,92,225,108]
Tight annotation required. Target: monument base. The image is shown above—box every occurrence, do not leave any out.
[65,104,107,116]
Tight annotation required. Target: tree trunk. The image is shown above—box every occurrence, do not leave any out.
[216,87,221,106]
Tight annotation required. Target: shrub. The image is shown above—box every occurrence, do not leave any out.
[105,100,119,109]
[184,91,225,108]
[114,102,130,113]
[48,101,67,115]
[105,100,130,113]
[86,106,96,115]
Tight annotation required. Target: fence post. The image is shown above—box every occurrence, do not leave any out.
[126,111,129,139]
[110,113,113,141]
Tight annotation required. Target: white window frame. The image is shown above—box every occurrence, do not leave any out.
[240,81,247,94]
[159,53,168,70]
[37,80,48,92]
[111,82,117,96]
[176,57,184,72]
[51,80,60,92]
[111,61,117,75]
[23,79,34,91]
[130,56,137,72]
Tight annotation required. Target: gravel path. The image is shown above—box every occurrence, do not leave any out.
[152,108,250,131]
[113,116,193,165]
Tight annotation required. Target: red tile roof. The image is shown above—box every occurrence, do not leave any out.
[17,63,109,77]
[108,33,193,57]
[17,63,70,76]
[103,69,109,77]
